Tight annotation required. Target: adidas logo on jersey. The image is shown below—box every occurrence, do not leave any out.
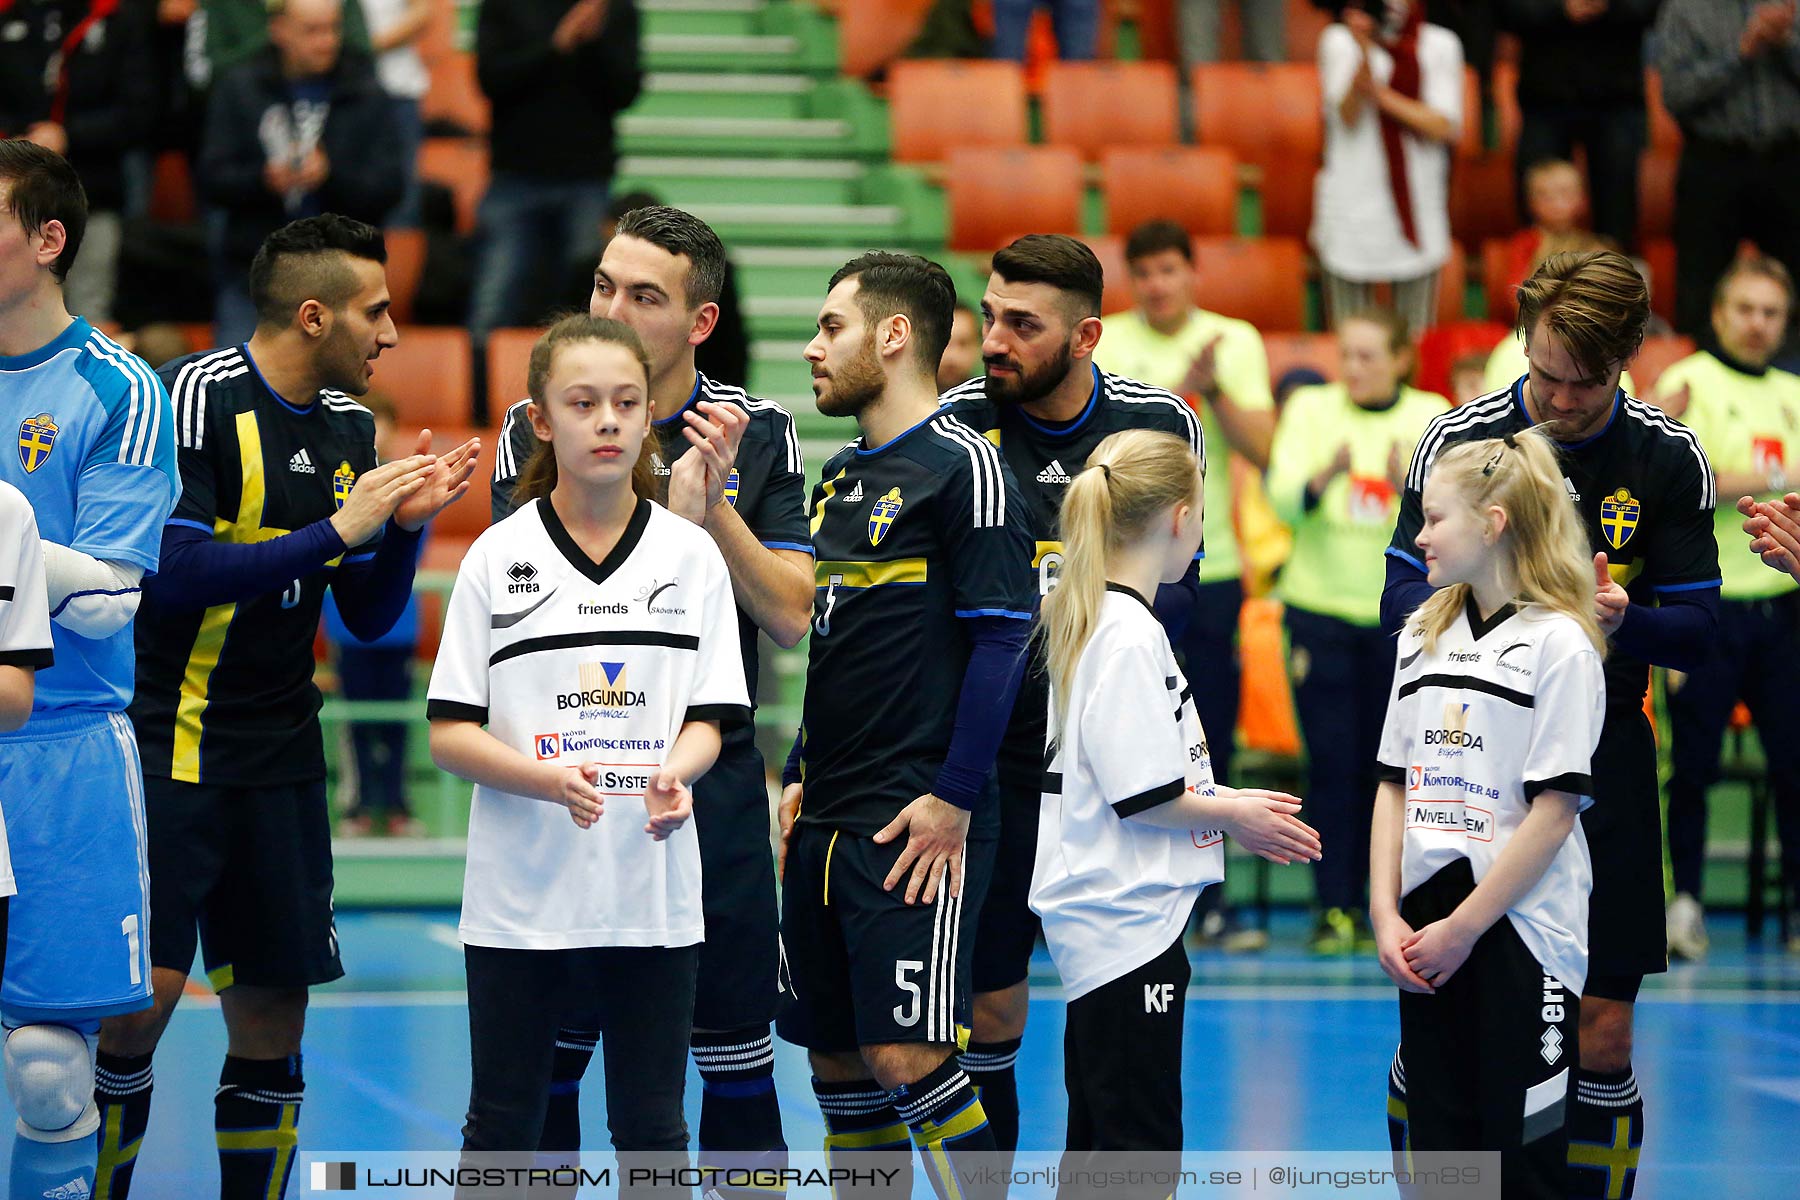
[841,481,864,504]
[1037,459,1072,484]
[46,1180,91,1200]
[289,449,316,474]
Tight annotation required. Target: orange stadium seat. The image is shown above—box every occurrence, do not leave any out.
[1415,320,1507,401]
[1081,234,1134,316]
[422,50,490,136]
[1238,596,1301,757]
[1481,237,1517,324]
[374,327,474,429]
[889,60,1027,162]
[149,150,197,225]
[1043,61,1180,159]
[1189,237,1307,331]
[1638,149,1677,242]
[1437,240,1469,326]
[949,147,1082,251]
[1191,63,1321,236]
[837,0,933,77]
[178,324,215,355]
[1261,332,1338,384]
[1102,146,1238,238]
[1641,237,1677,325]
[410,425,491,542]
[417,137,488,234]
[1645,69,1682,154]
[382,229,427,326]
[1630,334,1696,395]
[485,327,544,411]
[1285,1,1334,63]
[1450,151,1520,245]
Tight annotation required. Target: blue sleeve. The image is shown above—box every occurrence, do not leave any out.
[1381,550,1435,638]
[145,521,346,611]
[1613,586,1720,674]
[73,353,179,573]
[331,521,425,642]
[932,614,1032,810]
[782,726,804,788]
[1152,559,1201,642]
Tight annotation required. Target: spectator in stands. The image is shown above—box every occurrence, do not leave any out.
[198,0,403,343]
[992,0,1098,60]
[470,0,642,365]
[325,392,425,838]
[938,299,981,392]
[1179,0,1287,67]
[363,0,431,228]
[1651,255,1800,960]
[1312,1,1463,336]
[0,0,158,326]
[1449,348,1489,404]
[1657,0,1800,341]
[198,0,376,87]
[1494,158,1593,323]
[1102,218,1280,953]
[1264,307,1449,954]
[1498,0,1658,253]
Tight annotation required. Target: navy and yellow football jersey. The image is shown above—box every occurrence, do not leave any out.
[131,346,382,785]
[798,410,1035,835]
[493,372,812,744]
[1390,379,1720,710]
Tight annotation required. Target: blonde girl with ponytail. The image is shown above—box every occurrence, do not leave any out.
[1028,428,1320,1159]
[1369,429,1607,1193]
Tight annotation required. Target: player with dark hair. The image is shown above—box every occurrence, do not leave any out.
[0,138,177,1200]
[927,232,1205,1156]
[96,215,479,1200]
[494,204,812,1191]
[778,251,1034,1198]
[1381,250,1720,1200]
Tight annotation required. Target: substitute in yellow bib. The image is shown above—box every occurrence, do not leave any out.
[1653,255,1800,960]
[1266,308,1449,954]
[1100,219,1279,952]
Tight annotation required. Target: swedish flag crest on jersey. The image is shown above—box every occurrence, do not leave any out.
[1599,487,1639,550]
[333,461,355,508]
[18,413,57,474]
[724,467,740,507]
[868,487,903,546]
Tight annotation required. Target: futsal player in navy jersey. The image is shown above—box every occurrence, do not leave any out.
[1382,251,1719,1199]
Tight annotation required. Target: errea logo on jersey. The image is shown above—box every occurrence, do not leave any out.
[508,562,540,594]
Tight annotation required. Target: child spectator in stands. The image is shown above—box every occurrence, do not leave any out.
[1312,0,1462,336]
[325,393,426,837]
[1493,159,1592,324]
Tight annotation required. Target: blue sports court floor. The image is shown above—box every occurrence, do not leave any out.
[5,910,1795,1198]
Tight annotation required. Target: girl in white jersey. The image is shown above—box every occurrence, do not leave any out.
[1031,430,1320,1180]
[428,316,749,1160]
[1373,430,1605,1200]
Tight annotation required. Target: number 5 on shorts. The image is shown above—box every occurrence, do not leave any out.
[894,959,925,1027]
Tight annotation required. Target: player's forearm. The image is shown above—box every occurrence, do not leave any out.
[933,616,1031,809]
[1611,587,1719,673]
[701,501,813,648]
[1443,791,1580,943]
[1208,396,1274,471]
[332,522,424,643]
[42,543,144,637]
[1375,87,1455,143]
[429,720,557,803]
[1122,785,1219,830]
[664,720,722,788]
[1368,780,1407,925]
[148,521,345,610]
[0,665,33,731]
